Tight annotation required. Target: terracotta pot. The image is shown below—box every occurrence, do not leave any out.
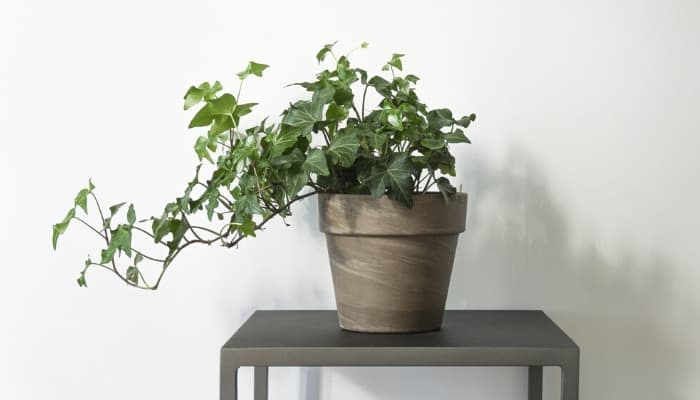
[318,193,468,333]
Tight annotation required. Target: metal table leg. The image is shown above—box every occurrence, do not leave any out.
[255,366,269,400]
[528,366,543,400]
[561,360,580,400]
[220,365,238,400]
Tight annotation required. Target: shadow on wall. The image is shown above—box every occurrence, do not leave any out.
[311,147,692,399]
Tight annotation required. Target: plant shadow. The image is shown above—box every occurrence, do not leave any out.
[301,147,692,399]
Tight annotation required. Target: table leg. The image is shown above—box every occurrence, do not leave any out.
[528,366,543,400]
[560,361,579,400]
[255,366,269,400]
[220,365,238,400]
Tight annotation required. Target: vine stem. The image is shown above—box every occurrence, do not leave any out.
[225,189,318,248]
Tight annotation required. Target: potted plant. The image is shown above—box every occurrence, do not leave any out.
[52,42,476,333]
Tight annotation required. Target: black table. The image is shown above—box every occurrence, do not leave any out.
[220,310,580,399]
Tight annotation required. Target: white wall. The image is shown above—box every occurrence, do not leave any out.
[1,0,699,399]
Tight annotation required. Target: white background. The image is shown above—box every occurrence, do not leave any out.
[1,0,699,399]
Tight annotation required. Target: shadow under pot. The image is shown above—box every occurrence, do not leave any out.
[317,192,468,333]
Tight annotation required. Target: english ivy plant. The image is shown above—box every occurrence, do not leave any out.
[52,42,476,289]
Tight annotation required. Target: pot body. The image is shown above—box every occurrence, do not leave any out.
[318,193,468,333]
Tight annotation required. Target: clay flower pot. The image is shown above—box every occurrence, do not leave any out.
[318,193,468,333]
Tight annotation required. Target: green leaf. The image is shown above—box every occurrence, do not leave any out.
[436,177,457,201]
[271,147,305,169]
[368,153,414,206]
[234,194,263,216]
[237,61,269,80]
[420,138,445,150]
[188,104,214,128]
[368,132,387,150]
[52,208,76,250]
[209,94,237,115]
[270,126,303,157]
[209,115,234,136]
[206,188,219,221]
[361,41,369,48]
[385,53,405,71]
[386,110,403,130]
[282,100,322,136]
[236,216,257,237]
[455,113,477,128]
[443,129,471,144]
[74,189,89,213]
[328,132,360,168]
[77,273,87,288]
[134,252,144,265]
[109,202,126,216]
[312,87,336,105]
[303,148,329,176]
[325,103,348,122]
[333,87,354,106]
[183,81,222,110]
[100,225,132,264]
[285,170,308,196]
[427,109,454,129]
[405,74,420,84]
[368,76,392,98]
[316,41,338,63]
[126,266,139,285]
[194,136,213,163]
[127,204,136,225]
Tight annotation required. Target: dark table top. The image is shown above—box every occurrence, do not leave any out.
[223,310,578,350]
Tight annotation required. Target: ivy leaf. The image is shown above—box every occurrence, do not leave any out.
[312,87,336,105]
[316,41,338,63]
[126,266,139,285]
[455,113,477,128]
[77,272,87,288]
[427,109,454,129]
[444,129,471,144]
[188,104,214,128]
[209,94,237,115]
[206,188,219,221]
[368,76,392,98]
[333,87,354,106]
[271,147,305,169]
[74,189,89,213]
[100,225,132,264]
[420,138,445,150]
[383,53,405,71]
[282,100,322,136]
[52,208,76,250]
[436,177,457,201]
[368,132,387,150]
[303,148,329,176]
[134,252,144,265]
[237,61,269,80]
[361,41,369,48]
[127,204,136,225]
[183,81,222,110]
[236,216,257,237]
[368,153,414,206]
[285,170,308,196]
[325,103,348,122]
[405,74,420,84]
[234,194,263,216]
[328,132,360,168]
[194,136,214,163]
[269,126,302,157]
[109,202,125,216]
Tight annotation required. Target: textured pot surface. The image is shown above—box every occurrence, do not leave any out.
[318,193,467,333]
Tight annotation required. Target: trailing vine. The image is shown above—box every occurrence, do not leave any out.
[52,42,476,289]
